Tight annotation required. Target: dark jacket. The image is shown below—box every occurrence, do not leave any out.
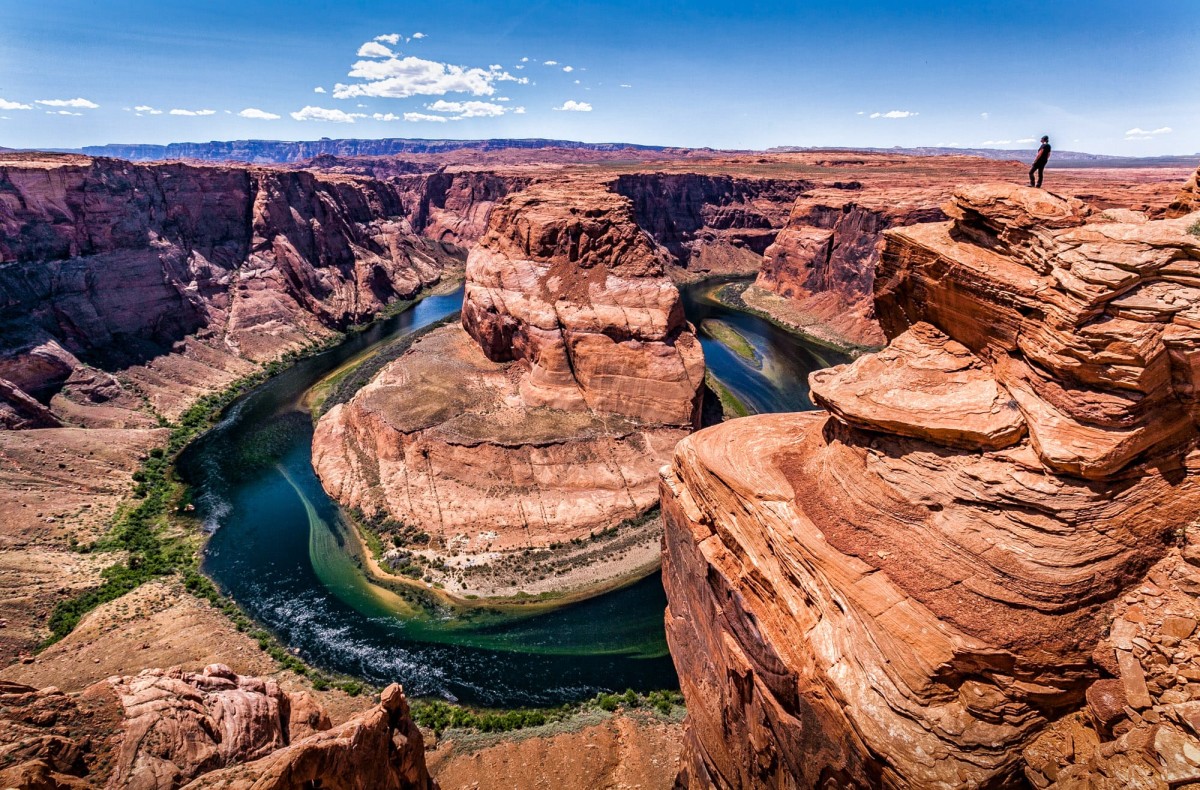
[1033,143,1051,166]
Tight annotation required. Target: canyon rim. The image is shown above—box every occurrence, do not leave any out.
[2,1,1200,788]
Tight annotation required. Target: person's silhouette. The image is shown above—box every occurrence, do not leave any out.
[1029,136,1051,188]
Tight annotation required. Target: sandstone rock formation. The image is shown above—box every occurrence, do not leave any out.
[1167,162,1200,219]
[749,191,944,348]
[314,181,703,579]
[0,153,461,425]
[661,183,1200,787]
[461,183,704,423]
[611,173,809,277]
[0,665,433,789]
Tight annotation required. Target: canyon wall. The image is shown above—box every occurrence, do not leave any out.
[313,180,704,570]
[661,184,1200,787]
[0,153,461,425]
[611,173,810,276]
[751,194,944,348]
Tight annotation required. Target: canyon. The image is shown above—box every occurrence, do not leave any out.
[0,141,1195,789]
[660,179,1200,787]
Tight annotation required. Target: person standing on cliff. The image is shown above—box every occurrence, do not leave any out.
[1029,136,1051,188]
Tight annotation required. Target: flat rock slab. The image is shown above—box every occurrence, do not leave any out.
[809,321,1026,450]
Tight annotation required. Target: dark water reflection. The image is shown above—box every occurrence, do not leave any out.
[182,278,841,706]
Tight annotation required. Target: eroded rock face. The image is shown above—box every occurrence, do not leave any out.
[315,181,703,574]
[1167,162,1200,218]
[0,666,433,790]
[751,195,944,349]
[610,173,810,276]
[461,182,704,425]
[661,182,1200,787]
[0,153,460,425]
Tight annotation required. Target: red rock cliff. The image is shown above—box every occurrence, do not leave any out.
[313,181,703,587]
[0,153,460,425]
[661,183,1200,787]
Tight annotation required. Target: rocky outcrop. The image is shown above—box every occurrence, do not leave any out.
[461,182,704,425]
[314,181,703,581]
[0,665,433,789]
[1167,162,1200,219]
[661,183,1200,787]
[0,153,461,424]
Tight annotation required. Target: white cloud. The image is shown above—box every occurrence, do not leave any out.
[134,104,164,115]
[0,98,33,110]
[520,57,529,62]
[1125,126,1172,136]
[357,41,395,58]
[375,33,401,45]
[404,112,449,123]
[562,65,574,72]
[513,106,526,114]
[313,86,327,94]
[411,32,426,39]
[981,112,989,120]
[169,108,216,116]
[290,105,366,123]
[981,140,1012,146]
[46,110,83,116]
[869,110,918,119]
[333,56,526,99]
[544,60,559,66]
[620,84,632,89]
[372,112,402,121]
[36,98,99,109]
[238,107,280,120]
[574,79,580,84]
[426,99,507,117]
[1015,137,1035,143]
[554,100,592,112]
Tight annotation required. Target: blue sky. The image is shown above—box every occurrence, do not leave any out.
[1,0,1196,154]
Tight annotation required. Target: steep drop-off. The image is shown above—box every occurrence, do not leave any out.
[611,173,810,277]
[661,184,1200,787]
[0,153,461,425]
[313,180,704,593]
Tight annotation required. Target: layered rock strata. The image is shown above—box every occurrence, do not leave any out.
[750,192,945,348]
[0,153,460,425]
[611,173,810,276]
[661,184,1200,787]
[0,664,433,789]
[315,182,703,571]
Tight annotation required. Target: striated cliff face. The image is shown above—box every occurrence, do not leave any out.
[611,174,810,276]
[314,181,703,578]
[461,182,704,424]
[0,665,433,789]
[752,197,944,348]
[0,153,460,425]
[661,184,1200,787]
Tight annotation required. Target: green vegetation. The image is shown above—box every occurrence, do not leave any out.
[317,314,459,416]
[45,338,340,645]
[1189,219,1200,238]
[699,318,761,366]
[705,372,751,420]
[410,688,685,736]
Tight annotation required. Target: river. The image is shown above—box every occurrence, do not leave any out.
[179,278,848,707]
